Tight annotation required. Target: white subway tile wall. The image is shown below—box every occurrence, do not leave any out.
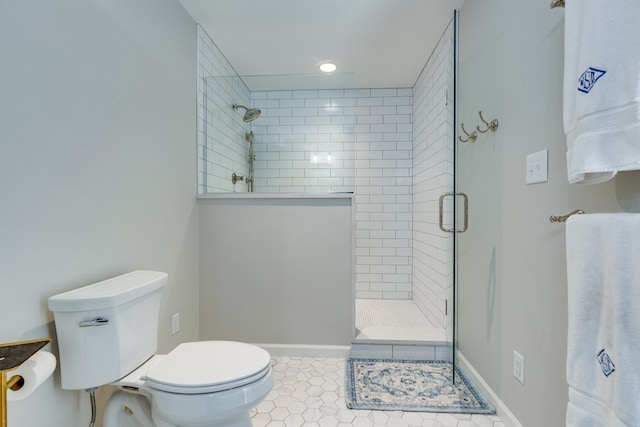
[197,25,251,193]
[251,88,414,300]
[412,20,455,328]
[354,88,414,300]
[249,90,356,193]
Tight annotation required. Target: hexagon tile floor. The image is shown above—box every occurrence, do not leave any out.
[250,356,506,427]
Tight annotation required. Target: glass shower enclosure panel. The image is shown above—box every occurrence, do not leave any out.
[202,75,253,193]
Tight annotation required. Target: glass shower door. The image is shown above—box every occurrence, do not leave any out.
[425,10,459,377]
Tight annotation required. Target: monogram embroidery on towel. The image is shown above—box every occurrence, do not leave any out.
[597,348,615,377]
[578,67,606,93]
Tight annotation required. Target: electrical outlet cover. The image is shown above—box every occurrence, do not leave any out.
[172,313,180,335]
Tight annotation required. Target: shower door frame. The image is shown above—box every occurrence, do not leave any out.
[450,9,460,378]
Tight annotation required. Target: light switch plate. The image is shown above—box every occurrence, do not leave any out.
[526,149,548,184]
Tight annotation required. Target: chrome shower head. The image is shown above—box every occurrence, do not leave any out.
[233,104,261,122]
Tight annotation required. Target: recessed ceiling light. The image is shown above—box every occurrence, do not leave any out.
[320,63,337,73]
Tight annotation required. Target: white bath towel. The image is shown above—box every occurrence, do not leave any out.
[567,387,628,427]
[564,0,640,184]
[565,213,640,426]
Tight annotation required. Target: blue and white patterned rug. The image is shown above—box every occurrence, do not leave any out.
[346,358,496,414]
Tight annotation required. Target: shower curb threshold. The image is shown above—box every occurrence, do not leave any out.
[351,342,453,362]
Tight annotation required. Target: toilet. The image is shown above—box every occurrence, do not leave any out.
[48,271,273,427]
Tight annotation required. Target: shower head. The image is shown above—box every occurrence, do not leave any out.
[233,104,261,122]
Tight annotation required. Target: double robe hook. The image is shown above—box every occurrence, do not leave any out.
[459,111,499,143]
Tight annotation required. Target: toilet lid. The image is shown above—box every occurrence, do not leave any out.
[143,341,271,394]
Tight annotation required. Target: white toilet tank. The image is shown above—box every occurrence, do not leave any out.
[48,271,167,390]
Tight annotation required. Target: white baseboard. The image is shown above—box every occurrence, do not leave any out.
[456,351,524,427]
[254,343,352,358]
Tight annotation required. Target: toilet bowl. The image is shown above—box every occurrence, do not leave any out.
[109,341,274,427]
[48,271,274,427]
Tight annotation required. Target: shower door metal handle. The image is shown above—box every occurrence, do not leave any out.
[439,192,468,233]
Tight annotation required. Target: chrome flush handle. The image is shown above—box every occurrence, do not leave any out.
[79,317,109,327]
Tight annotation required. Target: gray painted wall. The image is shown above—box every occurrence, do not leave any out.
[5,1,639,425]
[457,1,640,425]
[0,1,199,425]
[198,197,352,346]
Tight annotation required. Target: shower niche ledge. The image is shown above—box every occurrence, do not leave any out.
[197,192,354,200]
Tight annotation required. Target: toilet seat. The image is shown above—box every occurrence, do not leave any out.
[143,341,272,394]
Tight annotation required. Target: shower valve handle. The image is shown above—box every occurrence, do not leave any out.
[232,173,245,184]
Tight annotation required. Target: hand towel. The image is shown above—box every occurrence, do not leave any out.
[565,213,640,426]
[564,0,640,184]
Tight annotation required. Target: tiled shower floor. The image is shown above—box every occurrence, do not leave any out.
[355,299,447,343]
[251,356,505,427]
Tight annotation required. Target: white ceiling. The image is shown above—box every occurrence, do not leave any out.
[179,0,466,91]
